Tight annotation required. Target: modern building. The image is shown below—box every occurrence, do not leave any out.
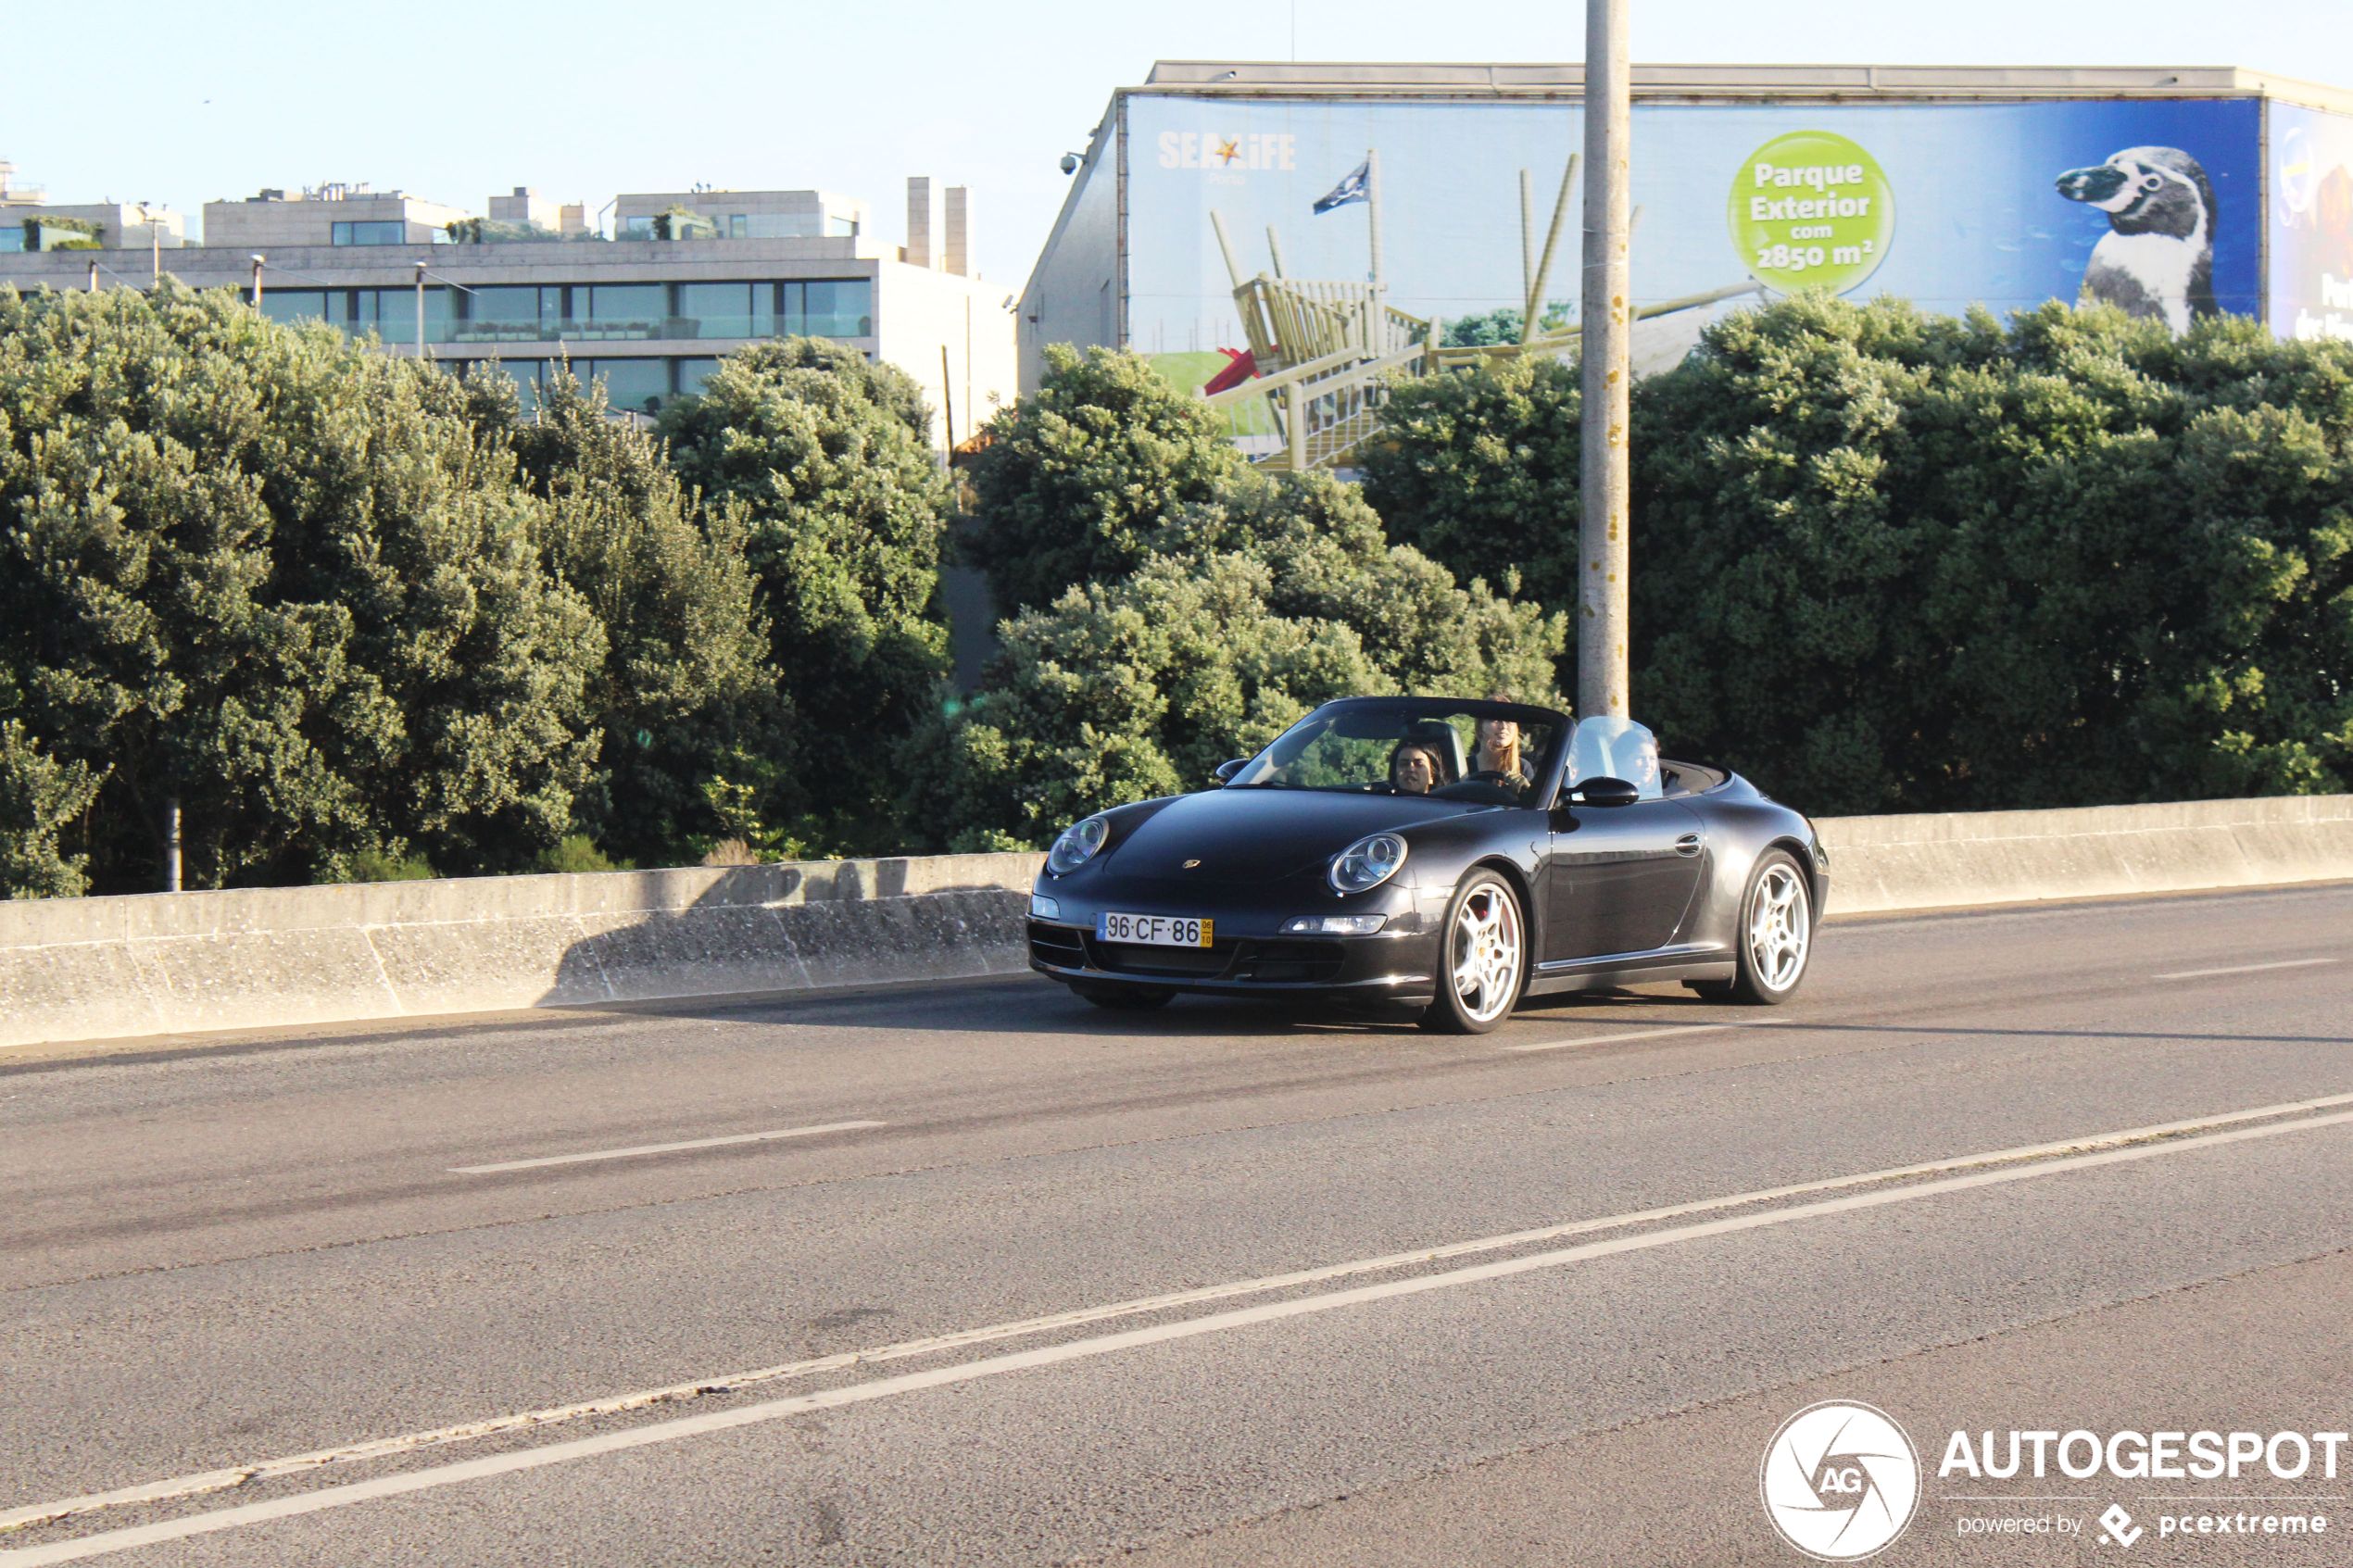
[1,159,189,254]
[1025,60,2353,409]
[0,175,1014,452]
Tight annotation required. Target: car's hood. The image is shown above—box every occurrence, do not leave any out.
[1103,788,1475,884]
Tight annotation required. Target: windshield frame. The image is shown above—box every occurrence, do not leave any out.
[1226,696,1573,808]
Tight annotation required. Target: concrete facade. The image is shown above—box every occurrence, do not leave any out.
[203,187,469,250]
[0,201,187,254]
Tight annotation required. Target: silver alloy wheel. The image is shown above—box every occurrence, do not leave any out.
[1449,880,1524,1023]
[1747,861,1810,992]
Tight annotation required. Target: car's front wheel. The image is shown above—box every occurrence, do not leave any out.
[1699,848,1813,1005]
[1421,870,1526,1034]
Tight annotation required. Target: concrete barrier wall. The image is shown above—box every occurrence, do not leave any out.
[0,854,1046,1050]
[2,794,2348,1049]
[1818,794,2353,915]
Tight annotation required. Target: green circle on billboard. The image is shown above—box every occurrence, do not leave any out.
[1728,131,1894,296]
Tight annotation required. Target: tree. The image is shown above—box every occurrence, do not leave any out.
[1372,292,2353,815]
[1440,301,1572,346]
[0,282,605,891]
[1358,352,1584,615]
[659,337,954,851]
[901,471,1566,849]
[471,370,786,866]
[0,719,104,897]
[962,345,1247,615]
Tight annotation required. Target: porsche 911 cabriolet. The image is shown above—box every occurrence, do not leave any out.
[1025,696,1827,1033]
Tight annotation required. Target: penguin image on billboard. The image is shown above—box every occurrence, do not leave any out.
[2054,146,2218,332]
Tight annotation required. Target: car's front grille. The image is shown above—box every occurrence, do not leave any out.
[1093,941,1232,977]
[1027,921,1088,969]
[1231,940,1345,984]
[1033,924,1352,985]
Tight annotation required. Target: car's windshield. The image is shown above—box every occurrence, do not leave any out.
[1228,699,1567,807]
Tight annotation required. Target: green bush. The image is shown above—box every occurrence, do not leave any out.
[660,338,954,854]
[0,719,105,898]
[901,470,1565,848]
[0,282,605,893]
[532,834,634,874]
[1368,295,2353,814]
[332,848,436,884]
[962,345,1246,616]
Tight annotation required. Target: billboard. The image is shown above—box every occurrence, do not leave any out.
[2271,100,2353,342]
[1125,95,2262,387]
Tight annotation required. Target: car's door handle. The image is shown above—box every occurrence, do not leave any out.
[1674,834,1703,857]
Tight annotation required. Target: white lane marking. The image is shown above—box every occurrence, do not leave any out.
[447,1121,884,1174]
[2152,958,2337,982]
[1503,1022,1754,1053]
[10,1105,2353,1566]
[11,1089,2353,1542]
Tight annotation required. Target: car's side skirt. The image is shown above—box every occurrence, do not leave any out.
[1524,942,1734,997]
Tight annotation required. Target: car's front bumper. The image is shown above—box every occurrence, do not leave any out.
[1026,917,1439,1003]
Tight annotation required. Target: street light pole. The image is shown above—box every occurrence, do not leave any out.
[1578,0,1632,720]
[250,255,265,310]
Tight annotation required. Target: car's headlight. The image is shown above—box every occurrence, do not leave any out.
[1329,833,1408,895]
[1030,894,1060,919]
[1046,816,1110,876]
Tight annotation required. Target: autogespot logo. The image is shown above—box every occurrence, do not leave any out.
[1762,1400,1923,1561]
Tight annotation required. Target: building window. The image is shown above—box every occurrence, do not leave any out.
[582,357,670,415]
[619,216,654,240]
[331,220,409,245]
[795,279,873,338]
[581,283,666,332]
[352,286,450,342]
[828,215,858,237]
[256,290,332,325]
[676,282,767,340]
[674,357,722,397]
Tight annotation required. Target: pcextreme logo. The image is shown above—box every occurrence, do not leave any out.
[1762,1401,1923,1561]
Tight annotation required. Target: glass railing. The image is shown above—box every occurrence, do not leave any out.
[314,313,875,346]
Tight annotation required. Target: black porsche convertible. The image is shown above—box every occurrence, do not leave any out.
[1025,696,1828,1032]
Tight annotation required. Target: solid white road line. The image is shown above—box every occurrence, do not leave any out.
[447,1121,885,1174]
[2152,958,2338,981]
[1502,1022,1755,1053]
[10,1088,2353,1544]
[8,1104,2353,1566]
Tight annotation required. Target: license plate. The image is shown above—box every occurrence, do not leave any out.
[1097,912,1214,947]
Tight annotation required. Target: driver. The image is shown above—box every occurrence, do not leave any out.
[1473,695,1533,791]
[1389,740,1445,795]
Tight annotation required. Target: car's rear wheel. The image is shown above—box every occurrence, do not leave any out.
[1420,870,1526,1034]
[1073,982,1175,1010]
[1701,849,1812,1005]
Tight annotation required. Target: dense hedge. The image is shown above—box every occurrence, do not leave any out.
[1364,296,2353,815]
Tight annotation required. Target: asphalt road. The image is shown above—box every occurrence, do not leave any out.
[3,884,2350,1567]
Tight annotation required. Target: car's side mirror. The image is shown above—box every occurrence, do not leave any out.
[1569,776,1640,808]
[1213,758,1249,784]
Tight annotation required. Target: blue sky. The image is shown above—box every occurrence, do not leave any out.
[8,1,2344,289]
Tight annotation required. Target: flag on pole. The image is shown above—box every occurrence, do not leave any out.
[1312,159,1371,215]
